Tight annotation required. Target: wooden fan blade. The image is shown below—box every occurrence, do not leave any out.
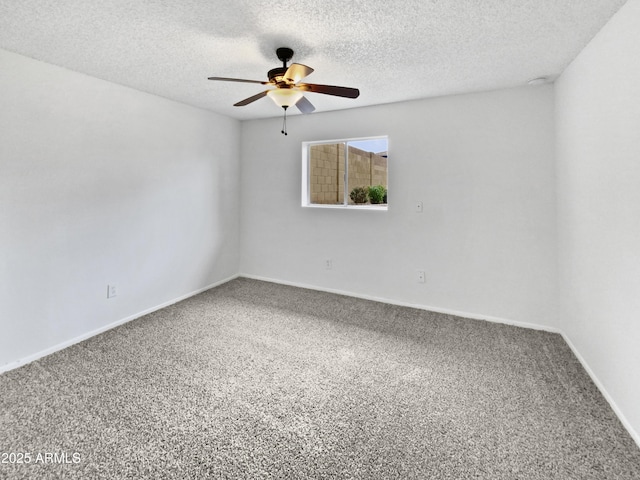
[208,76,270,85]
[297,83,360,99]
[234,90,269,106]
[295,95,315,114]
[284,63,314,84]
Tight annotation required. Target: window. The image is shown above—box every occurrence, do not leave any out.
[302,136,388,209]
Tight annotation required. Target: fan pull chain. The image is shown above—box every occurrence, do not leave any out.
[281,106,288,135]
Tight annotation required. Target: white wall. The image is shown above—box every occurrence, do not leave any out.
[556,0,640,443]
[0,49,241,369]
[240,85,557,329]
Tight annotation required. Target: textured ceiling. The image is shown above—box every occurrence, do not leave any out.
[0,0,628,120]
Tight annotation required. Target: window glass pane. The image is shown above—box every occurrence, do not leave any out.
[309,143,344,205]
[346,140,388,206]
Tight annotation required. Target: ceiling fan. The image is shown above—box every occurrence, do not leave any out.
[208,47,360,134]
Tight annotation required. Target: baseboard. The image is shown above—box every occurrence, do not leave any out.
[239,273,561,334]
[0,274,239,374]
[560,332,640,449]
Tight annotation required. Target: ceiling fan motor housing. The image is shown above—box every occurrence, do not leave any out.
[268,67,288,84]
[270,47,295,85]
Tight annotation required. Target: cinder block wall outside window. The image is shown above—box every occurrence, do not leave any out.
[309,144,387,204]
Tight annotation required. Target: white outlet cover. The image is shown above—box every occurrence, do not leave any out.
[107,284,118,298]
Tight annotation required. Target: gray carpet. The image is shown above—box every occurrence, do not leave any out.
[1,278,639,479]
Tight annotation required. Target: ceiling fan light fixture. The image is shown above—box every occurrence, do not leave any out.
[267,88,304,108]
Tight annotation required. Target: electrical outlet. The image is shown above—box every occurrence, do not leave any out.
[325,259,333,270]
[416,271,425,283]
[107,284,118,298]
[415,201,423,213]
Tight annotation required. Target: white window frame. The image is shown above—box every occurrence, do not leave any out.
[301,135,388,210]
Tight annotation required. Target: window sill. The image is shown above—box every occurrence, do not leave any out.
[302,204,388,211]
